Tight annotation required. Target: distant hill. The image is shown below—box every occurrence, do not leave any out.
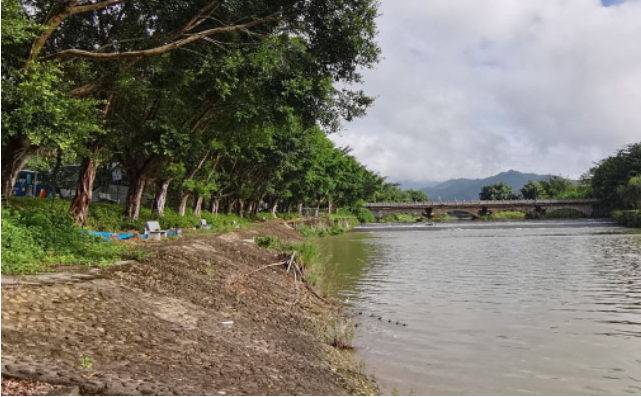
[421,170,557,201]
[397,180,441,190]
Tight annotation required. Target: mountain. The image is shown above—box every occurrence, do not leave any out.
[397,180,441,190]
[421,170,556,201]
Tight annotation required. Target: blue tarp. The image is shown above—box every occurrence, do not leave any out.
[88,231,135,241]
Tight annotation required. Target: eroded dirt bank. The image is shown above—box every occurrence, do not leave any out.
[1,221,378,395]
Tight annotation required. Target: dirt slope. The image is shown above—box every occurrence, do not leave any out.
[1,221,377,395]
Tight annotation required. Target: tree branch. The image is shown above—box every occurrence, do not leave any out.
[25,0,79,68]
[25,0,139,68]
[46,12,283,61]
[72,0,136,15]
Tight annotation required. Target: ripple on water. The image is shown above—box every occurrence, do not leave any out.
[318,223,641,395]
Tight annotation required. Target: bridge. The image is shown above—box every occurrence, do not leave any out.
[365,199,601,219]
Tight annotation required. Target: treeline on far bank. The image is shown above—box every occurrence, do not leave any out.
[475,143,640,225]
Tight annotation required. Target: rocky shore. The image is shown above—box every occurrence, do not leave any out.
[1,221,378,395]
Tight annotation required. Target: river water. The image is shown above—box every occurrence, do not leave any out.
[316,220,641,395]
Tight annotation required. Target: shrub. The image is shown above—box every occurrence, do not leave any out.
[490,211,526,220]
[545,209,585,219]
[354,207,376,223]
[276,212,300,220]
[430,213,454,222]
[379,213,420,223]
[1,204,130,274]
[255,236,283,249]
[613,209,641,227]
[327,319,355,349]
[289,241,320,269]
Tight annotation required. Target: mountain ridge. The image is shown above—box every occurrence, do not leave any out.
[419,170,559,201]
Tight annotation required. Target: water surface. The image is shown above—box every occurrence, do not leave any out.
[317,220,641,395]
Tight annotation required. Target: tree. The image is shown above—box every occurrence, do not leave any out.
[479,182,515,200]
[589,143,641,207]
[617,175,641,209]
[3,0,382,224]
[1,1,103,198]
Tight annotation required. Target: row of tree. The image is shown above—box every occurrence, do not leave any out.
[478,142,640,208]
[2,0,420,224]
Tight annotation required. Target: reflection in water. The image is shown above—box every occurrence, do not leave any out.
[316,221,641,395]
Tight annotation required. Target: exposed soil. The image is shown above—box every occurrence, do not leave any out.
[1,221,378,395]
[1,376,62,396]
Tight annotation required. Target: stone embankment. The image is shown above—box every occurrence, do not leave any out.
[1,221,377,395]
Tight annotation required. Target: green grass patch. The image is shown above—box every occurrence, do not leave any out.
[254,235,322,286]
[1,204,138,274]
[255,235,283,249]
[379,213,421,223]
[544,209,586,219]
[429,213,455,222]
[1,197,253,275]
[486,211,526,220]
[298,223,349,237]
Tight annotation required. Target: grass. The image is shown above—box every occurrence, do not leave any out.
[379,213,422,223]
[327,318,355,349]
[429,213,455,222]
[81,357,93,371]
[1,197,255,275]
[1,204,143,275]
[298,223,350,237]
[7,197,253,232]
[478,211,527,221]
[254,236,323,286]
[544,209,586,219]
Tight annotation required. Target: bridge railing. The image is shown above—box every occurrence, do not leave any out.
[364,199,600,208]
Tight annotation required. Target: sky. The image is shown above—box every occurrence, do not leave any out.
[330,0,641,184]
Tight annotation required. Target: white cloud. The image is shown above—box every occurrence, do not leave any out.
[332,0,641,183]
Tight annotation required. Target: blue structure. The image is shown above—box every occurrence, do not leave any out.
[12,170,51,197]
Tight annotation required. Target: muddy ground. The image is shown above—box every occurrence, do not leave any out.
[1,221,378,395]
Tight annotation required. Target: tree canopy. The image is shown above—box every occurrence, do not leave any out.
[2,0,425,224]
[479,182,515,201]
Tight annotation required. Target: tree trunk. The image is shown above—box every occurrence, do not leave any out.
[178,192,190,216]
[68,149,101,226]
[237,199,245,218]
[1,136,38,198]
[246,202,253,218]
[315,202,320,218]
[210,198,219,215]
[124,174,147,220]
[327,198,333,215]
[193,196,203,217]
[270,199,279,218]
[225,199,234,215]
[152,179,171,217]
[297,203,303,216]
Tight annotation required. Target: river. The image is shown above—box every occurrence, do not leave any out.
[316,220,641,395]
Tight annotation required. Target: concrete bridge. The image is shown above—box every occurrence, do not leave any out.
[365,199,601,219]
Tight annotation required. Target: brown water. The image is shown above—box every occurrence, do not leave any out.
[317,220,641,395]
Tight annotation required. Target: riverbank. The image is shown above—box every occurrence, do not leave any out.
[1,221,378,395]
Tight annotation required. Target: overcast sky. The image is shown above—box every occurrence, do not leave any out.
[330,0,641,184]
